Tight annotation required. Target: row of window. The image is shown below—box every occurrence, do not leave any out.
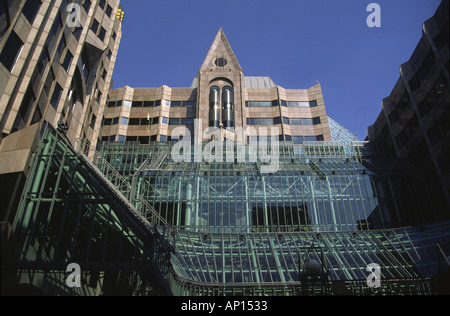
[248,134,324,144]
[101,133,325,145]
[246,116,321,126]
[246,100,318,108]
[107,99,197,108]
[103,116,196,126]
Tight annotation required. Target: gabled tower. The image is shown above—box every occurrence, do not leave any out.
[196,28,245,140]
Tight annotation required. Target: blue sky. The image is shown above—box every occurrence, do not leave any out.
[111,0,443,140]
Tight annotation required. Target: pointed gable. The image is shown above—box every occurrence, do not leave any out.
[200,28,243,72]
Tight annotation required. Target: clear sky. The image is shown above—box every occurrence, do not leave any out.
[111,0,443,140]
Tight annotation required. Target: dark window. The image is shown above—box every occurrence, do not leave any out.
[105,5,113,17]
[274,116,281,125]
[139,136,150,144]
[129,118,140,125]
[36,45,49,77]
[82,0,91,13]
[112,117,119,125]
[143,101,154,107]
[50,83,63,110]
[132,101,142,107]
[312,117,321,125]
[0,32,24,72]
[214,58,227,67]
[282,117,289,125]
[62,50,73,72]
[98,27,106,41]
[152,117,159,125]
[22,0,42,24]
[169,118,181,125]
[98,0,106,10]
[91,19,99,34]
[89,113,96,128]
[316,135,324,141]
[309,100,318,107]
[304,136,316,142]
[12,86,35,131]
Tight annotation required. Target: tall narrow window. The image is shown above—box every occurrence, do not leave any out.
[222,86,234,128]
[209,86,220,127]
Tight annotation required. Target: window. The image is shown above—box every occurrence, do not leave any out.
[82,0,91,13]
[62,50,73,72]
[163,100,170,107]
[91,19,99,34]
[124,100,132,107]
[120,117,129,125]
[105,5,113,17]
[214,58,227,67]
[282,117,289,125]
[292,136,303,145]
[143,101,154,107]
[169,118,181,125]
[98,0,106,10]
[161,117,168,124]
[89,114,96,128]
[171,101,182,107]
[316,134,324,141]
[128,118,140,125]
[260,118,274,125]
[98,27,106,42]
[290,118,301,126]
[313,117,321,125]
[22,0,42,24]
[301,118,313,125]
[50,83,63,110]
[274,116,282,125]
[0,32,24,72]
[159,135,167,142]
[118,135,126,142]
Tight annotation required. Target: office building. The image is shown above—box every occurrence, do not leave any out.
[1,1,449,296]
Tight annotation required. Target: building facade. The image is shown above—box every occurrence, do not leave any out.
[367,0,449,214]
[1,1,449,296]
[0,0,124,295]
[101,29,332,147]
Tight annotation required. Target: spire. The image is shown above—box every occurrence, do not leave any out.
[199,28,243,72]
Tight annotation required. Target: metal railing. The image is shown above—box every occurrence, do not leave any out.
[75,138,176,239]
